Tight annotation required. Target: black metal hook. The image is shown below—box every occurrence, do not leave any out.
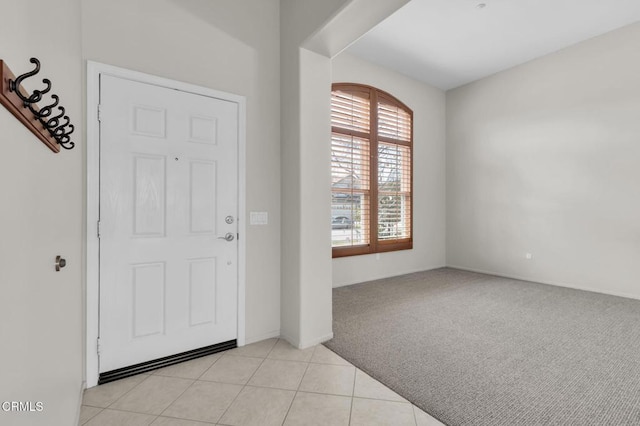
[54,121,75,150]
[8,59,52,107]
[6,57,76,151]
[32,94,59,118]
[56,126,75,150]
[8,57,40,94]
[61,123,74,138]
[24,78,51,106]
[46,106,65,129]
[58,139,75,150]
[52,116,71,136]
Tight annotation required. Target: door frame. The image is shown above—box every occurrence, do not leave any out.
[86,61,247,388]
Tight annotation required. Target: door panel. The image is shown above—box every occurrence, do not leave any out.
[99,75,238,372]
[188,258,217,326]
[131,262,166,338]
[189,161,217,233]
[133,154,166,236]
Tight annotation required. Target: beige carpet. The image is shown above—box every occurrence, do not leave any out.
[324,268,640,425]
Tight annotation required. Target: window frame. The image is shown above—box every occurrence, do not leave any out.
[331,83,413,258]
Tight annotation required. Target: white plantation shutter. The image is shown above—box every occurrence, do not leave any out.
[331,84,413,257]
[376,96,412,243]
[331,89,371,249]
[378,100,412,142]
[331,90,370,134]
[377,143,411,241]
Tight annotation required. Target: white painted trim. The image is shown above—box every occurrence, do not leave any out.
[302,0,410,58]
[299,332,334,349]
[86,61,100,388]
[74,381,86,425]
[333,261,640,300]
[279,332,299,349]
[331,264,446,288]
[280,332,334,350]
[447,264,640,301]
[86,61,247,387]
[237,89,247,349]
[246,329,281,345]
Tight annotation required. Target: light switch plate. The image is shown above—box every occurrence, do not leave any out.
[250,211,268,225]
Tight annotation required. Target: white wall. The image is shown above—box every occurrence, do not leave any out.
[446,23,640,299]
[280,0,410,347]
[81,0,282,343]
[279,0,350,347]
[331,53,447,287]
[0,1,84,425]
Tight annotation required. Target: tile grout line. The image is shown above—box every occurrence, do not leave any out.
[79,405,104,425]
[97,355,411,421]
[215,338,280,424]
[194,352,225,381]
[203,344,406,400]
[103,373,153,410]
[95,339,368,425]
[116,353,218,420]
[348,366,357,426]
[225,340,351,366]
[198,339,279,424]
[86,407,142,416]
[280,344,319,425]
[80,403,107,410]
[152,351,224,380]
[83,342,251,422]
[156,413,216,425]
[154,353,225,420]
[156,377,197,418]
[412,404,419,426]
[188,381,360,400]
[88,360,360,402]
[91,406,166,417]
[213,366,254,424]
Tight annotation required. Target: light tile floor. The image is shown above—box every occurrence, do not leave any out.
[80,338,445,426]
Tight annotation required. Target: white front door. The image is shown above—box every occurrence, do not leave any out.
[98,75,238,373]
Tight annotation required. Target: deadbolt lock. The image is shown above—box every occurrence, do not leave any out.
[55,255,67,272]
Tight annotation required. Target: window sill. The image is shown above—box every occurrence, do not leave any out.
[332,240,412,258]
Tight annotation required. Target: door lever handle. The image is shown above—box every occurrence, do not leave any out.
[217,233,235,242]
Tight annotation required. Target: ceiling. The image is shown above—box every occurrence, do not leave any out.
[345,0,640,90]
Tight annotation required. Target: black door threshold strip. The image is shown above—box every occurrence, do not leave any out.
[98,339,237,385]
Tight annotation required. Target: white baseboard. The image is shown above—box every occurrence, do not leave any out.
[74,381,86,424]
[280,332,334,350]
[244,329,281,346]
[299,332,334,349]
[332,264,447,288]
[278,332,298,348]
[447,264,640,301]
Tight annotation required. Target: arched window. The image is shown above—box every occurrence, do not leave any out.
[331,83,413,257]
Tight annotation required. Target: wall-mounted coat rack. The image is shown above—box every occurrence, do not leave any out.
[0,58,75,153]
